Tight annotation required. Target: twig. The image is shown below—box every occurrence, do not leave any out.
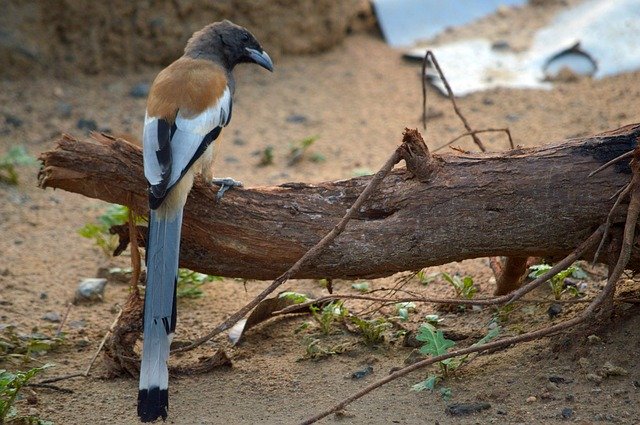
[34,373,85,385]
[588,150,634,177]
[433,128,514,153]
[85,307,123,376]
[422,51,486,152]
[55,303,73,336]
[172,141,406,354]
[26,383,74,394]
[593,183,631,263]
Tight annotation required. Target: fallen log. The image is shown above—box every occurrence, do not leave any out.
[38,124,639,280]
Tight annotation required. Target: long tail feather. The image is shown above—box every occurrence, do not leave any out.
[138,207,182,422]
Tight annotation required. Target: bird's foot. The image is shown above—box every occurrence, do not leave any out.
[211,177,243,201]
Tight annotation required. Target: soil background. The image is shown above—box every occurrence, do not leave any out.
[2,1,640,424]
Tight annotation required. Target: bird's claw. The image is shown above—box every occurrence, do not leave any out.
[211,177,243,201]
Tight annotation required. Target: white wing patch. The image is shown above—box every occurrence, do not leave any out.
[143,86,232,191]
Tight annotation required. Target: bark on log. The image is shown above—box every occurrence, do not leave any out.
[38,125,639,280]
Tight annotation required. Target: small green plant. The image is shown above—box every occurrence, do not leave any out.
[0,146,37,185]
[287,135,320,165]
[0,326,63,365]
[176,269,222,299]
[352,167,373,177]
[351,282,370,292]
[412,323,499,397]
[310,301,347,335]
[78,204,131,255]
[395,302,416,321]
[416,270,439,286]
[279,292,310,304]
[440,272,477,299]
[257,146,274,166]
[1,364,53,424]
[349,316,390,346]
[301,338,351,361]
[528,263,587,300]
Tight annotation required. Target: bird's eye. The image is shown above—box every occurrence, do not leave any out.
[242,33,250,42]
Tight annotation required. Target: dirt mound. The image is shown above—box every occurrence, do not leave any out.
[0,0,370,78]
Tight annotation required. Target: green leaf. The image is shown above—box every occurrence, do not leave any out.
[279,292,309,304]
[411,375,439,392]
[351,282,370,292]
[416,323,455,357]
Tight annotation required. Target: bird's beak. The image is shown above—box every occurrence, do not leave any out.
[245,48,274,72]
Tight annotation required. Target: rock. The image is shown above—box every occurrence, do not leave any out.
[5,114,23,128]
[549,375,567,384]
[129,82,150,98]
[526,396,537,403]
[68,320,86,329]
[546,382,559,392]
[586,373,603,384]
[74,278,107,303]
[56,101,73,118]
[286,114,309,124]
[587,334,602,345]
[561,407,573,419]
[445,402,491,416]
[547,303,562,318]
[351,365,373,379]
[41,312,61,323]
[77,118,98,132]
[602,362,628,377]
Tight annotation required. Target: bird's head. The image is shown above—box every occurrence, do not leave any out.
[185,20,274,72]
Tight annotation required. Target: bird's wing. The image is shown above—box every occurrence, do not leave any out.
[143,59,232,208]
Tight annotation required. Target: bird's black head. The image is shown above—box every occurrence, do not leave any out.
[184,20,273,72]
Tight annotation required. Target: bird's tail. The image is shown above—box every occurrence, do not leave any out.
[138,207,182,422]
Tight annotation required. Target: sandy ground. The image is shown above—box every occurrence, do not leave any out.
[2,2,640,424]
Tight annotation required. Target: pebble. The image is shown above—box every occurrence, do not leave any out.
[446,402,491,416]
[561,407,573,419]
[56,101,73,118]
[5,113,23,128]
[586,373,603,384]
[549,375,566,384]
[74,278,107,303]
[547,303,563,318]
[602,362,628,377]
[286,114,309,124]
[526,396,537,403]
[77,118,98,132]
[351,365,373,379]
[587,334,602,344]
[129,82,151,98]
[41,312,61,323]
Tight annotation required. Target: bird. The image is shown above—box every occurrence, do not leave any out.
[137,20,273,422]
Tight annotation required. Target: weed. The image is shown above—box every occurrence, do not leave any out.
[310,301,347,335]
[413,323,500,397]
[349,316,390,346]
[440,272,477,299]
[0,326,63,365]
[287,135,320,165]
[0,146,37,185]
[257,146,274,166]
[176,269,222,299]
[301,338,351,361]
[528,263,587,300]
[0,364,53,424]
[279,292,310,304]
[395,302,416,322]
[416,270,438,285]
[351,282,370,292]
[78,204,132,255]
[352,168,373,177]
